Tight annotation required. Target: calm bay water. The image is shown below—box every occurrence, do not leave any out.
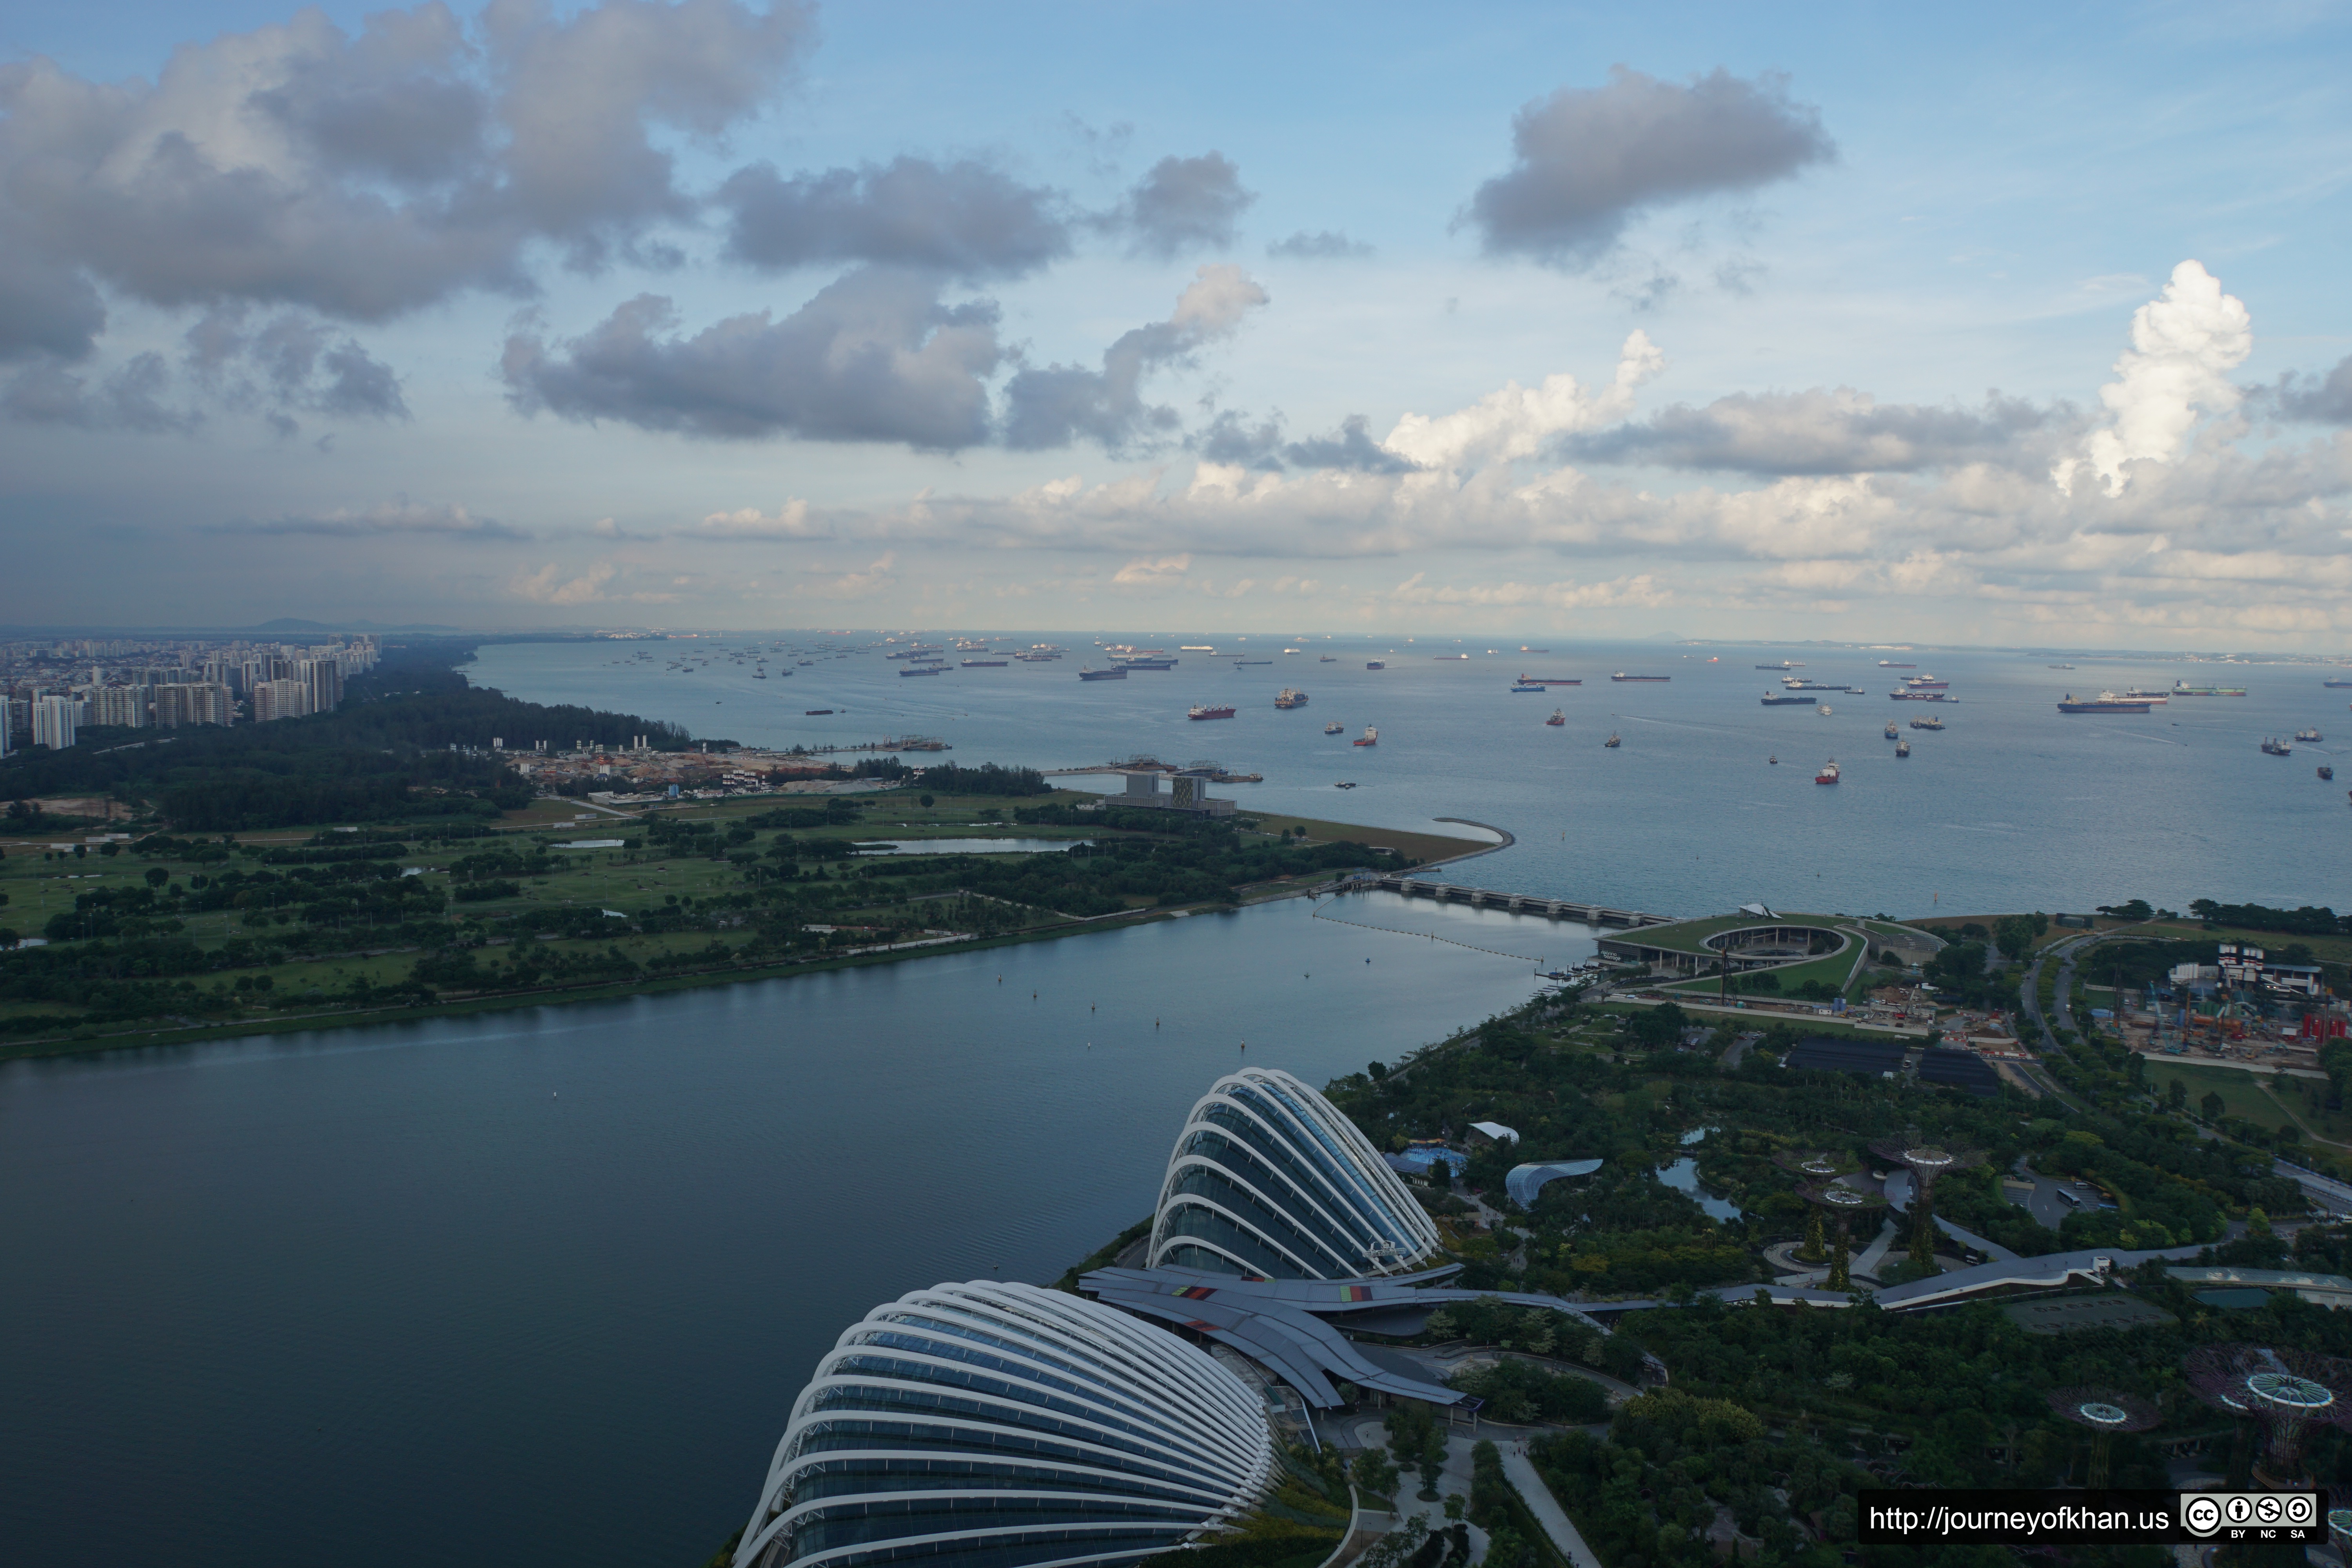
[0,894,1555,1568]
[474,634,2352,918]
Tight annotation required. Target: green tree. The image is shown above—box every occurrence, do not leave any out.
[2168,1078,2189,1111]
[1349,1446,1399,1499]
[2202,1090,2226,1120]
[144,866,170,888]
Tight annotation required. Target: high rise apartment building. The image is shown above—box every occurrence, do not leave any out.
[151,683,235,728]
[251,679,312,723]
[32,695,79,750]
[92,686,150,728]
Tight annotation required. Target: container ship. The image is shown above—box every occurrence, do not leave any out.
[1352,726,1379,746]
[1078,666,1128,681]
[2055,691,2150,713]
[1274,688,1309,709]
[1815,759,1840,784]
[1188,703,1236,721]
[2120,688,2170,703]
[1761,690,1814,706]
[1612,672,1670,682]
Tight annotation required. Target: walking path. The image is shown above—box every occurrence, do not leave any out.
[1852,1216,1900,1278]
[1501,1442,1604,1568]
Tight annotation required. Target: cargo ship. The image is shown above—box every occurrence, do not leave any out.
[1910,715,1945,731]
[1274,688,1308,709]
[960,658,1008,667]
[1352,726,1379,746]
[2171,680,2247,696]
[2056,691,2150,713]
[2262,737,2293,756]
[1188,703,1236,721]
[1878,661,1916,668]
[1612,673,1670,682]
[1518,675,1582,684]
[1895,739,1911,758]
[1761,691,1812,705]
[1546,709,1565,726]
[2295,727,2323,742]
[1816,759,1840,784]
[804,708,834,715]
[2120,688,2170,703]
[1324,721,1345,734]
[1902,674,1949,691]
[1885,722,1899,739]
[898,664,946,677]
[1116,656,1178,670]
[1510,682,1546,693]
[1889,690,1954,702]
[1078,666,1128,681]
[1757,660,1802,671]
[2326,678,2352,689]
[1365,660,1385,670]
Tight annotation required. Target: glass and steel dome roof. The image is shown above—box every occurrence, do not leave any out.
[1149,1067,1441,1280]
[733,1281,1275,1568]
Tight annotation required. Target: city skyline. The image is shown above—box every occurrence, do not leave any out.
[2,1,2347,646]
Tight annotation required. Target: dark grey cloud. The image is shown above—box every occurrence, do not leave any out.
[0,248,107,363]
[719,157,1071,279]
[2,354,197,434]
[1564,388,2049,475]
[1266,229,1372,260]
[2266,355,2352,424]
[501,267,1004,447]
[0,0,811,346]
[1467,67,1833,267]
[185,309,410,421]
[1003,265,1267,451]
[1110,153,1254,258]
[1192,410,1418,473]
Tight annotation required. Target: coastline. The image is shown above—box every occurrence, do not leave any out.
[0,812,1517,1067]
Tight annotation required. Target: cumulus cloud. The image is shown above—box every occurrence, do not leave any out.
[183,308,408,421]
[0,248,107,363]
[1002,263,1269,450]
[1,354,194,433]
[2267,353,2352,425]
[686,499,826,538]
[229,498,523,537]
[718,156,1071,279]
[1109,153,1254,258]
[1193,410,1420,473]
[2060,259,2252,494]
[509,560,620,604]
[1466,67,1833,267]
[0,0,811,351]
[1267,229,1372,260]
[1383,330,1664,469]
[501,267,1004,446]
[1568,388,2051,475]
[1112,553,1190,584]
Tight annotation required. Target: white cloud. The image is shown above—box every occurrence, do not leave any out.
[509,560,618,604]
[1112,553,1191,584]
[1383,330,1663,470]
[2064,259,2252,494]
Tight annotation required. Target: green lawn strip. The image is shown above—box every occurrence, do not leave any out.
[1651,944,1858,997]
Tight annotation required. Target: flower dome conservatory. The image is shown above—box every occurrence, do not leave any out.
[733,1281,1276,1568]
[1149,1067,1441,1280]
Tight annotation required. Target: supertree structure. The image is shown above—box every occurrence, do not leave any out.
[2046,1388,2160,1488]
[2183,1344,2352,1489]
[1868,1137,1987,1274]
[1797,1183,1887,1290]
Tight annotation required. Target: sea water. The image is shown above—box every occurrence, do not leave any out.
[474,635,2351,918]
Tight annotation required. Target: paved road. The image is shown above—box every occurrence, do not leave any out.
[2009,1160,2084,1230]
[2275,1159,2352,1218]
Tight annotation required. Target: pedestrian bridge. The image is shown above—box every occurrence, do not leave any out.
[1336,873,1673,929]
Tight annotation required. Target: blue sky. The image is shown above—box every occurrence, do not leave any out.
[2,0,2347,644]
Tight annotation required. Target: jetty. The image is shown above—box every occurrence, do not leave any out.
[1334,871,1673,929]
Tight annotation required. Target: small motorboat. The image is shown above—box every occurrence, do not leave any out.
[1604,732,1621,748]
[1768,755,1778,765]
[2321,765,2336,781]
[1546,708,1565,726]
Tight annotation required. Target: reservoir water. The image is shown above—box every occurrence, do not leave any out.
[0,894,1557,1568]
[473,634,2352,918]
